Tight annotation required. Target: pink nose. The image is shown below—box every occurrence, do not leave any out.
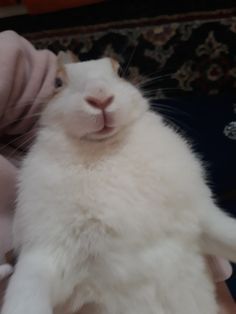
[85,95,114,110]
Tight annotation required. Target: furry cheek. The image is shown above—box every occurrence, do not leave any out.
[108,101,146,130]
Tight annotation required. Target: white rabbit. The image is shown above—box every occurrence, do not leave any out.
[2,58,236,314]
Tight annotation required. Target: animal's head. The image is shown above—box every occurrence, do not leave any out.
[42,57,149,141]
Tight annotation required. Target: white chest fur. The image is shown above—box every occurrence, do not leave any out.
[12,112,217,313]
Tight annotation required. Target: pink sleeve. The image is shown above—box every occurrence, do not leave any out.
[0,30,57,272]
[0,30,57,139]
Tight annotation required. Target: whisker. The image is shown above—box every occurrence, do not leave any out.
[1,95,52,116]
[141,87,183,97]
[152,104,192,119]
[150,104,199,136]
[152,106,186,117]
[0,129,36,152]
[0,113,42,130]
[122,44,138,78]
[156,112,192,133]
[139,66,175,78]
[18,95,50,106]
[136,73,175,88]
[146,87,182,92]
[145,96,195,120]
[155,107,192,121]
[7,134,36,158]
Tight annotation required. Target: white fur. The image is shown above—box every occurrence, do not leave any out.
[2,58,236,314]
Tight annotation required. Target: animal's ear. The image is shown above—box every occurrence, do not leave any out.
[57,50,79,65]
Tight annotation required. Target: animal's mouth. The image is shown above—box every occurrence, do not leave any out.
[96,125,114,135]
[94,111,116,135]
[88,111,117,139]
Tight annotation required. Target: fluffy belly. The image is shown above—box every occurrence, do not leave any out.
[61,236,212,314]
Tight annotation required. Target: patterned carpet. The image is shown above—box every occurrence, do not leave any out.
[24,8,236,98]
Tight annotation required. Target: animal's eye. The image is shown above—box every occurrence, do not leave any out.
[117,66,123,78]
[54,77,64,89]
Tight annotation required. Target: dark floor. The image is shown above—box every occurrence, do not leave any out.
[0,0,236,33]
